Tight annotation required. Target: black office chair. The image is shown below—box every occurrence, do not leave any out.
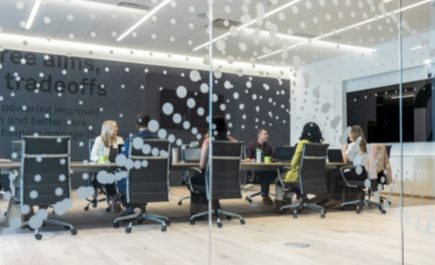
[83,139,109,212]
[113,139,171,233]
[189,141,246,228]
[21,136,77,240]
[339,144,389,214]
[178,146,202,206]
[278,143,329,218]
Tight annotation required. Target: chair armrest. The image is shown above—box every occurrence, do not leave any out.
[187,167,202,193]
[340,165,355,187]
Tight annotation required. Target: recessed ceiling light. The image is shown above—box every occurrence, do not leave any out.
[25,0,42,30]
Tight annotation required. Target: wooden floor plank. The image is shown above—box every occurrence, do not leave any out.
[0,187,434,265]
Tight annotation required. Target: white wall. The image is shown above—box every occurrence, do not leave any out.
[290,30,435,196]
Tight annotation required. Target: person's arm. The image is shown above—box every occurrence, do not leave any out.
[199,138,210,169]
[245,143,255,162]
[90,137,101,162]
[342,143,349,163]
[121,137,130,158]
[290,141,305,170]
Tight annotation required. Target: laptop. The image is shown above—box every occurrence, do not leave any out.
[328,149,344,163]
[183,147,201,162]
[275,146,295,163]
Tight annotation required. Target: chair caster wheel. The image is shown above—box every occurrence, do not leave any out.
[64,226,70,230]
[137,219,144,225]
[92,204,97,208]
[84,206,89,211]
[226,216,232,220]
[293,214,298,219]
[70,229,78,236]
[246,198,252,203]
[321,211,326,218]
[178,201,182,206]
[277,210,284,215]
[381,209,386,214]
[166,220,171,226]
[340,207,345,211]
[161,226,167,232]
[105,207,110,212]
[190,220,195,225]
[217,222,223,228]
[125,227,132,233]
[240,219,246,225]
[113,222,119,228]
[35,234,42,240]
[356,207,361,214]
[4,211,7,216]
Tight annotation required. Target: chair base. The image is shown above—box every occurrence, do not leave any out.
[34,217,77,240]
[245,191,275,203]
[340,187,386,214]
[177,196,191,206]
[280,199,326,219]
[113,209,169,233]
[190,207,246,228]
[84,175,109,211]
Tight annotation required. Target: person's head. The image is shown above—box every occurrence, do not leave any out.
[212,115,228,140]
[197,127,208,146]
[100,120,118,147]
[300,122,324,143]
[257,129,269,144]
[136,113,151,130]
[349,125,367,153]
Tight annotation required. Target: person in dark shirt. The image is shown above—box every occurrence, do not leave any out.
[117,113,158,215]
[246,129,276,206]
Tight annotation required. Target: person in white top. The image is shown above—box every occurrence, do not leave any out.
[342,125,368,167]
[322,125,368,208]
[90,120,124,213]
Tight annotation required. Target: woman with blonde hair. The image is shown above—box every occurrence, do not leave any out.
[342,125,368,166]
[322,125,368,208]
[90,120,124,212]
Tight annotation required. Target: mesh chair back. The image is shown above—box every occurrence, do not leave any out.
[298,143,329,195]
[127,139,170,204]
[21,136,71,206]
[11,140,22,162]
[206,141,243,200]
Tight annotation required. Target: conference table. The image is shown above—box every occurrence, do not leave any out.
[0,161,349,173]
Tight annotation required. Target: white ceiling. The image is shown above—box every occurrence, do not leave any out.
[0,0,433,66]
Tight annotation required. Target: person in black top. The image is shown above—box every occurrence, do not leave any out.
[246,129,276,206]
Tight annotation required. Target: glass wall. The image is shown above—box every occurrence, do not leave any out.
[0,0,434,264]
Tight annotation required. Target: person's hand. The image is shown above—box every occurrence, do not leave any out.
[246,158,251,162]
[250,158,256,162]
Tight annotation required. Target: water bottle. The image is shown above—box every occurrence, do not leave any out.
[98,147,105,163]
[256,147,261,163]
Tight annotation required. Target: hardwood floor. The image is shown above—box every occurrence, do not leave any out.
[0,186,434,265]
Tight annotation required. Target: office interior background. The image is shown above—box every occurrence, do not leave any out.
[0,0,434,264]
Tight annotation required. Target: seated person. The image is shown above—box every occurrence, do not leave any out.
[90,120,124,213]
[323,125,369,207]
[274,122,324,212]
[246,129,276,206]
[189,116,236,215]
[116,113,158,215]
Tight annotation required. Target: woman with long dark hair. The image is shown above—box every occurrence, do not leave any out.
[274,122,324,211]
[189,116,236,215]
